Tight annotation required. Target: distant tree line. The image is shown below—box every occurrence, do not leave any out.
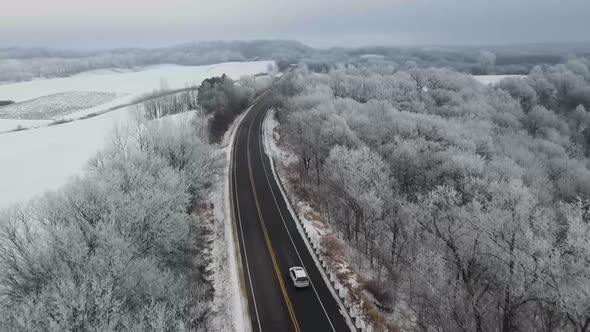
[136,87,199,120]
[270,59,590,331]
[0,40,304,83]
[2,40,589,83]
[135,73,273,142]
[0,100,14,107]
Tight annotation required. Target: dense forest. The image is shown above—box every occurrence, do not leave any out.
[270,58,590,331]
[0,114,222,330]
[2,40,590,83]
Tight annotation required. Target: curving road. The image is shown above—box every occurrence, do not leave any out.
[230,91,353,332]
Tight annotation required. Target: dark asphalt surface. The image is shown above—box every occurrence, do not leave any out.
[230,92,353,332]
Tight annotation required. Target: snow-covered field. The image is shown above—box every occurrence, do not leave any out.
[0,61,272,210]
[0,91,122,120]
[473,74,525,85]
[0,108,134,210]
[0,119,52,133]
[0,62,271,102]
[0,61,272,131]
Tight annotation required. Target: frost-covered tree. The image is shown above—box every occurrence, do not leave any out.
[324,145,392,253]
[0,112,221,331]
[270,60,590,331]
[479,51,497,75]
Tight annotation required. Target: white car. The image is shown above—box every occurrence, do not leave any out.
[288,266,310,288]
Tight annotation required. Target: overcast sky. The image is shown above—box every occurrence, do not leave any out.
[1,0,589,49]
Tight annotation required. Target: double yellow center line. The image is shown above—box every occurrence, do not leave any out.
[246,109,301,332]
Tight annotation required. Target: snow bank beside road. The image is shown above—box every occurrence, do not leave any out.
[211,109,253,332]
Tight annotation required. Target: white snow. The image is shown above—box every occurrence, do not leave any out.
[71,68,135,77]
[0,91,122,120]
[0,107,134,210]
[0,61,273,210]
[473,74,525,85]
[217,109,253,332]
[0,62,272,103]
[359,54,386,59]
[0,61,273,131]
[0,119,52,133]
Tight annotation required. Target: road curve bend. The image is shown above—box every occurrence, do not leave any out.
[229,92,354,332]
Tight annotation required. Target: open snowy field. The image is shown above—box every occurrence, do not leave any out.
[0,61,272,131]
[0,62,271,102]
[0,108,134,210]
[473,74,525,85]
[0,61,272,210]
[0,91,122,120]
[0,119,52,132]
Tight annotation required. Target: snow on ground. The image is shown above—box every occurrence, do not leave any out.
[71,68,135,76]
[0,91,122,120]
[0,119,52,133]
[263,109,416,332]
[0,61,272,131]
[0,107,134,210]
[209,109,252,332]
[359,54,386,59]
[473,74,525,85]
[0,62,272,102]
[0,61,272,210]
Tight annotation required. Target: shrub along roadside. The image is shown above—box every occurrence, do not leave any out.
[197,74,253,142]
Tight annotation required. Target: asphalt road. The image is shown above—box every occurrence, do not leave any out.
[230,92,353,332]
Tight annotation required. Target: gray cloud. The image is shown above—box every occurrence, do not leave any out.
[1,0,588,49]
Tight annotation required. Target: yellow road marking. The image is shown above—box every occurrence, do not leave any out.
[246,109,301,332]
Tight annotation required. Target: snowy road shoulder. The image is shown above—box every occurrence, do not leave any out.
[217,108,253,332]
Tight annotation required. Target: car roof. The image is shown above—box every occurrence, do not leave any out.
[291,267,307,278]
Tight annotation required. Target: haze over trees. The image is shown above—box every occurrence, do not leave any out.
[270,58,590,331]
[2,41,590,83]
